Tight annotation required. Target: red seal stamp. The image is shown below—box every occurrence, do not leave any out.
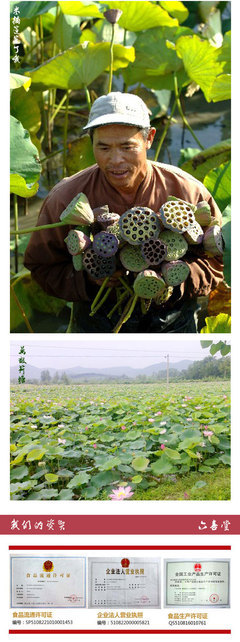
[69,594,78,603]
[121,558,130,568]
[209,593,219,603]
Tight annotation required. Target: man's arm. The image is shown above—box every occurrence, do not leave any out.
[24,188,90,302]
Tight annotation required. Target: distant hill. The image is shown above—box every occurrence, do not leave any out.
[10,360,193,381]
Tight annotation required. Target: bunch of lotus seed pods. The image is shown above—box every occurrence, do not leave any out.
[62,192,223,333]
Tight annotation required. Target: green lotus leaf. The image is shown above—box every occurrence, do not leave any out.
[10,480,38,494]
[100,1,178,30]
[10,86,41,135]
[204,161,231,212]
[10,1,57,19]
[131,475,143,484]
[26,42,135,90]
[26,448,46,461]
[45,473,59,483]
[97,456,122,471]
[10,116,41,187]
[131,456,150,472]
[217,31,231,74]
[57,489,74,500]
[209,73,231,102]
[53,13,82,50]
[164,447,181,460]
[59,1,103,18]
[10,73,31,91]
[10,174,39,198]
[66,136,95,175]
[67,471,91,487]
[82,486,99,499]
[200,314,231,334]
[192,480,207,490]
[159,1,189,23]
[123,26,191,90]
[175,34,224,102]
[180,140,231,182]
[151,455,174,475]
[10,465,29,481]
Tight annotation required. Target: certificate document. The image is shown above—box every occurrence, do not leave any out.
[165,559,230,608]
[88,557,161,608]
[10,556,86,608]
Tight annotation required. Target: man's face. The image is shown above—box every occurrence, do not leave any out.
[92,124,156,193]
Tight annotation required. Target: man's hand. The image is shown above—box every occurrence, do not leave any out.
[91,269,126,287]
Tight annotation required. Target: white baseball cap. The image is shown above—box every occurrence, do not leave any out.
[83,92,151,130]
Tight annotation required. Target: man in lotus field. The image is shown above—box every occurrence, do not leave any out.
[24,92,223,332]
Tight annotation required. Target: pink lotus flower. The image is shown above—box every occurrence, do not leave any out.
[109,486,134,500]
[85,427,88,430]
[160,428,167,434]
[154,411,162,416]
[58,438,66,445]
[121,425,126,430]
[160,444,166,450]
[160,421,167,426]
[93,443,97,449]
[148,418,154,423]
[195,406,201,410]
[186,418,192,422]
[203,430,214,437]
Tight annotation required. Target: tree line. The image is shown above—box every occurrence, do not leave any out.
[11,356,230,385]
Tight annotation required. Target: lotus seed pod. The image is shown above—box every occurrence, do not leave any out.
[92,231,119,257]
[133,270,166,299]
[65,229,91,255]
[167,195,197,213]
[60,192,94,225]
[120,244,150,272]
[141,238,168,265]
[203,225,224,256]
[72,254,83,271]
[159,200,196,233]
[106,222,122,243]
[184,221,204,245]
[97,210,120,229]
[159,229,188,260]
[194,201,212,226]
[161,260,190,286]
[154,285,174,305]
[83,247,116,279]
[119,206,161,245]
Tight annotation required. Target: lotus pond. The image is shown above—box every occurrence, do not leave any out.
[10,381,230,501]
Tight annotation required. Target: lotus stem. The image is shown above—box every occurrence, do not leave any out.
[90,276,110,312]
[66,302,75,333]
[10,284,34,333]
[50,93,68,124]
[62,89,70,178]
[39,15,44,63]
[113,294,138,333]
[90,287,112,316]
[107,288,129,319]
[107,23,115,94]
[85,86,92,111]
[10,221,73,235]
[13,194,19,274]
[173,73,204,150]
[154,98,177,161]
[118,276,134,295]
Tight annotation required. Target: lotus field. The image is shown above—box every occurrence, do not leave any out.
[10,381,230,501]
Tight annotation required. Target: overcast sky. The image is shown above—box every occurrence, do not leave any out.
[10,337,229,371]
